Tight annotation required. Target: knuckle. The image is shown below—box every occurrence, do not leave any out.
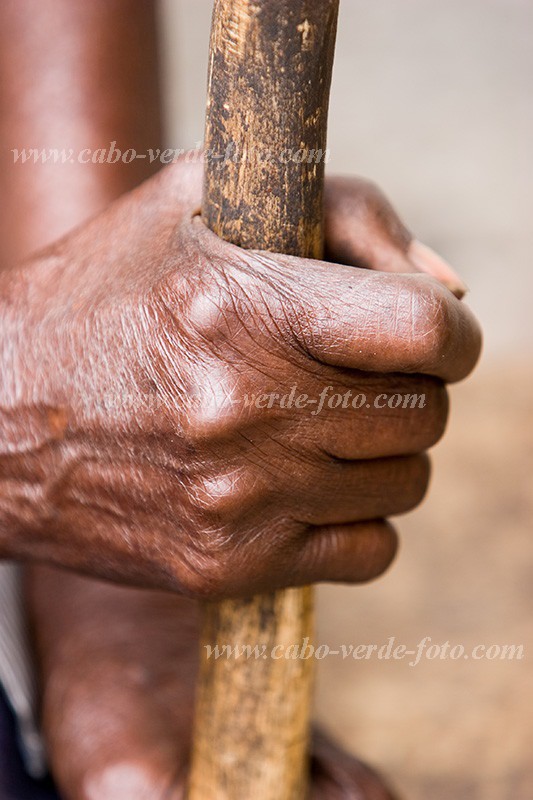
[190,470,253,523]
[168,534,232,600]
[163,261,258,353]
[183,272,237,343]
[181,558,228,600]
[178,471,274,599]
[180,361,243,445]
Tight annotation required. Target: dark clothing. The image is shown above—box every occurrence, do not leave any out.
[0,688,59,800]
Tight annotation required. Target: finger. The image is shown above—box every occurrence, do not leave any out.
[324,176,467,297]
[287,454,431,526]
[253,251,482,382]
[295,373,449,460]
[189,219,482,382]
[325,175,413,269]
[291,519,399,585]
[220,518,398,595]
[408,238,467,299]
[310,729,400,800]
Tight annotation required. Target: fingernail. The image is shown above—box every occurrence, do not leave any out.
[407,239,468,299]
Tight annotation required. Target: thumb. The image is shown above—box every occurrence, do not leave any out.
[324,175,467,298]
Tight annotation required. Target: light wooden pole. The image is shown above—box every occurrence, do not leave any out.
[188,2,339,798]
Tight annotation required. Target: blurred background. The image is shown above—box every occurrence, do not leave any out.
[159,1,532,798]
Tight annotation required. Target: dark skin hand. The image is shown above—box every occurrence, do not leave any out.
[3,163,480,800]
[18,165,479,800]
[0,158,481,597]
[0,2,481,797]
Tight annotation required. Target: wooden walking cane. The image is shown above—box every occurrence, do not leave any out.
[188,1,339,798]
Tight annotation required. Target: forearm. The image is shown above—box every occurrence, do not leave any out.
[0,0,163,267]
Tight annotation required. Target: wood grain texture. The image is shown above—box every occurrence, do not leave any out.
[188,1,339,798]
[202,0,339,259]
[189,588,315,799]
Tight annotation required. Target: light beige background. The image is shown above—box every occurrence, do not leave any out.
[159,3,532,798]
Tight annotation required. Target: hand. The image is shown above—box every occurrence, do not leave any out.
[2,159,481,597]
[27,567,398,800]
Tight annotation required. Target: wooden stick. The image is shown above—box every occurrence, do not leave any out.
[188,2,339,798]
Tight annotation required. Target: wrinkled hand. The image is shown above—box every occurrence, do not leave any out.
[27,567,398,800]
[3,159,481,596]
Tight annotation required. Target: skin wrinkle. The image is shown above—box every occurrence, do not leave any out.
[0,10,480,778]
[202,264,281,359]
[1,158,481,592]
